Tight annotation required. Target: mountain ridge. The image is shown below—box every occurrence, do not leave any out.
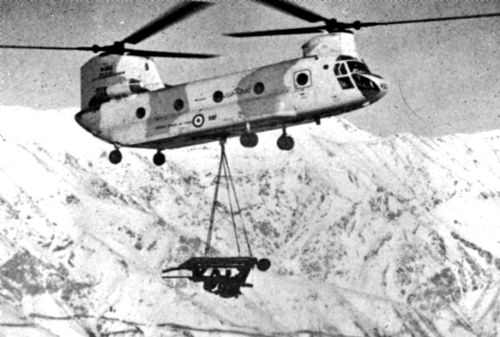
[0,105,499,336]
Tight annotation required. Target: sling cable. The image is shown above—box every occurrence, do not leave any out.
[162,139,271,298]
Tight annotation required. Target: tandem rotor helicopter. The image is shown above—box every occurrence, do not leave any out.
[1,1,499,166]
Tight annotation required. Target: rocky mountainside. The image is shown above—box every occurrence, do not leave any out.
[0,106,499,337]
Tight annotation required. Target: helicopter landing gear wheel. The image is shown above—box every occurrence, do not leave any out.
[109,148,122,164]
[277,132,294,151]
[240,132,259,148]
[153,151,166,166]
[257,258,271,271]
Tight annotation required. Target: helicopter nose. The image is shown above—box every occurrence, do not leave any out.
[377,78,388,99]
[352,73,388,102]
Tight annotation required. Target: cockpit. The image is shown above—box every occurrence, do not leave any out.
[333,56,387,101]
[347,60,371,74]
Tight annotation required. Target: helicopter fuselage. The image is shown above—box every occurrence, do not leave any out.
[75,53,387,150]
[2,0,498,165]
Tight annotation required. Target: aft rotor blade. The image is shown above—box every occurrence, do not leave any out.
[124,48,217,58]
[254,0,329,23]
[359,12,500,28]
[0,44,94,52]
[122,1,213,45]
[226,25,327,37]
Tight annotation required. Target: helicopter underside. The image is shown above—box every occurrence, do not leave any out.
[129,102,366,150]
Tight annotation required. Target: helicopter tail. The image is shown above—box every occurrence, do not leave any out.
[80,54,165,111]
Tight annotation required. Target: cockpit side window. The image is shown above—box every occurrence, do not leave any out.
[338,77,354,89]
[334,63,348,76]
[339,63,347,75]
[334,63,340,76]
[334,62,354,90]
[347,61,370,74]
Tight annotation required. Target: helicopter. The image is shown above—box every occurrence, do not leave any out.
[1,1,499,166]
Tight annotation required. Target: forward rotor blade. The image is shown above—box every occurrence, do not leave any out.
[226,12,500,37]
[124,48,217,58]
[0,44,94,51]
[225,25,327,37]
[359,12,500,28]
[254,0,328,23]
[122,1,213,45]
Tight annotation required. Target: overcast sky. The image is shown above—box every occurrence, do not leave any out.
[0,0,499,136]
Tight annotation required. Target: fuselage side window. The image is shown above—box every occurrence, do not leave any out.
[294,70,311,88]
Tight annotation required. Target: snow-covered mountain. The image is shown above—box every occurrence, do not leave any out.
[0,106,499,337]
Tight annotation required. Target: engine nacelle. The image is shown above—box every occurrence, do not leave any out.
[87,79,149,110]
[103,79,147,98]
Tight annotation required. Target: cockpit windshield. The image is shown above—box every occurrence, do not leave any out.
[347,61,370,74]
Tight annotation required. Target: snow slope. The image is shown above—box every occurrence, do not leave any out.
[0,106,499,337]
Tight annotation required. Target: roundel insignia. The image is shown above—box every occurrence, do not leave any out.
[192,114,205,128]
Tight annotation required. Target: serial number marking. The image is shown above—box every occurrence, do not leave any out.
[224,86,252,99]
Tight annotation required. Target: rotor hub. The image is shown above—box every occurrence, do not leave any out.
[0,1,217,59]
